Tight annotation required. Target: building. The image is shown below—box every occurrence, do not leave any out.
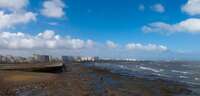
[0,55,27,64]
[0,55,4,63]
[62,56,99,63]
[62,56,76,63]
[14,56,27,63]
[33,54,50,63]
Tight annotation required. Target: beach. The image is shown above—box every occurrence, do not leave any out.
[0,63,193,96]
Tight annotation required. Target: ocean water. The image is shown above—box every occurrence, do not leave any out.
[84,61,200,95]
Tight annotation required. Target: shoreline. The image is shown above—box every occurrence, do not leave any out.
[0,63,194,96]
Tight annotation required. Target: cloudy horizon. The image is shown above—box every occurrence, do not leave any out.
[0,0,199,60]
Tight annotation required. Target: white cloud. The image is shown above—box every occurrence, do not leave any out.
[142,18,200,33]
[41,0,65,18]
[182,0,200,15]
[0,0,28,11]
[178,18,200,32]
[0,11,36,29]
[86,40,95,48]
[106,40,117,49]
[37,30,57,40]
[142,22,178,33]
[151,4,165,13]
[0,0,36,30]
[0,30,93,49]
[0,30,171,59]
[126,43,168,52]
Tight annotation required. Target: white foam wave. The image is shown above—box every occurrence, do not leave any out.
[139,66,163,73]
[171,70,189,74]
[194,77,199,81]
[179,75,188,79]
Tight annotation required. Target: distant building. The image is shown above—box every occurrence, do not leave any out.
[62,56,99,63]
[62,56,76,63]
[15,56,27,63]
[33,54,50,63]
[125,58,137,62]
[0,55,27,64]
[80,56,94,62]
[0,55,10,63]
[94,56,99,61]
[0,55,3,63]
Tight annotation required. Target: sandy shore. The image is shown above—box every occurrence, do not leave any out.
[0,63,193,96]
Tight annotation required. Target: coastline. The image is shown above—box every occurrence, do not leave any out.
[0,63,193,96]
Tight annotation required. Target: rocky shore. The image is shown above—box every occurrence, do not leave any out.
[0,63,193,96]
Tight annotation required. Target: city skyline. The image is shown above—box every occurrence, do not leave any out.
[0,0,199,60]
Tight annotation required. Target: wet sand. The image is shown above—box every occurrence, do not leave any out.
[0,64,193,96]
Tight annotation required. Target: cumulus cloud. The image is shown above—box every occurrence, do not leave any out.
[0,0,28,11]
[182,0,200,15]
[125,43,168,52]
[142,18,200,33]
[86,40,95,48]
[0,11,36,29]
[0,30,171,59]
[0,0,36,30]
[151,4,165,13]
[41,0,65,18]
[0,30,94,49]
[106,40,117,49]
[38,30,57,40]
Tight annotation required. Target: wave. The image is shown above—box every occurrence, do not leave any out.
[171,70,189,74]
[194,77,199,81]
[84,62,200,87]
[139,66,163,73]
[179,75,188,79]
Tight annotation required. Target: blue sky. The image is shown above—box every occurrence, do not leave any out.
[0,0,200,60]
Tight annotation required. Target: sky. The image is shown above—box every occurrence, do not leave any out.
[0,0,200,60]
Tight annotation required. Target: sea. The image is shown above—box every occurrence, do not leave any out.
[84,61,200,95]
